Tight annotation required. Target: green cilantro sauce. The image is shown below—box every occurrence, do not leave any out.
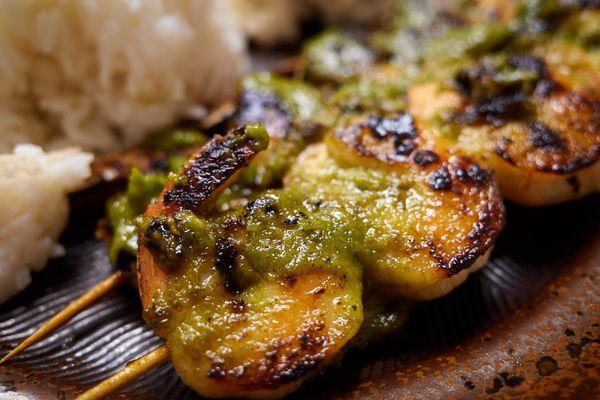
[107,169,168,262]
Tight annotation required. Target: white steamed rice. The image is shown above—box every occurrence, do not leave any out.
[0,0,248,153]
[0,145,92,303]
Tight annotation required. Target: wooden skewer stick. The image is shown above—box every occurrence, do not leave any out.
[0,270,130,365]
[76,344,170,400]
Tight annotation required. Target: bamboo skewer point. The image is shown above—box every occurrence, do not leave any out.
[75,344,170,400]
[0,270,130,365]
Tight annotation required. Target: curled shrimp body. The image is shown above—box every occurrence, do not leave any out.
[137,124,364,399]
[408,43,600,206]
[286,113,505,300]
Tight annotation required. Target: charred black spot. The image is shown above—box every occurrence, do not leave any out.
[469,220,489,242]
[453,55,556,126]
[145,219,169,236]
[265,203,279,216]
[428,166,453,191]
[448,252,480,273]
[265,350,278,362]
[479,94,530,122]
[363,115,412,139]
[299,332,326,350]
[336,114,423,164]
[528,122,566,152]
[454,164,492,186]
[395,137,417,155]
[546,144,600,174]
[229,299,245,313]
[494,136,516,165]
[471,205,499,248]
[237,89,291,138]
[284,276,297,287]
[299,335,311,350]
[207,366,226,379]
[454,69,473,96]
[215,239,241,294]
[362,114,418,156]
[163,189,195,212]
[428,243,447,267]
[244,199,260,213]
[269,352,327,385]
[284,215,299,225]
[412,149,440,166]
[494,150,515,166]
[567,176,581,193]
[454,93,532,127]
[140,217,186,270]
[245,197,279,217]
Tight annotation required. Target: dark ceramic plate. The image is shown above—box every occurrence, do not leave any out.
[1,192,599,400]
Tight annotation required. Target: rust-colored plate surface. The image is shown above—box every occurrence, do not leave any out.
[1,195,598,400]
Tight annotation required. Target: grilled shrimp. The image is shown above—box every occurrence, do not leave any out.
[408,42,600,206]
[285,113,505,300]
[137,124,363,399]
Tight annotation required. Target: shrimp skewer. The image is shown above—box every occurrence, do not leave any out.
[7,4,598,399]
